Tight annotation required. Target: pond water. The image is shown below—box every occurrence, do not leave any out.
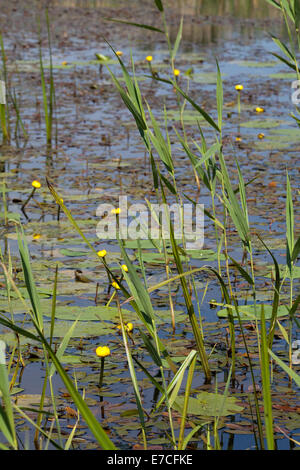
[0,0,299,450]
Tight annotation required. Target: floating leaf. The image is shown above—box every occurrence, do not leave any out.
[217,304,289,320]
[60,248,89,257]
[241,119,286,129]
[173,391,244,417]
[231,60,277,68]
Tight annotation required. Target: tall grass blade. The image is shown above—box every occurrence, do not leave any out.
[155,350,197,410]
[177,354,197,449]
[256,234,280,347]
[0,341,17,449]
[154,0,164,12]
[216,59,223,133]
[159,175,212,381]
[171,17,183,60]
[117,298,147,449]
[102,17,164,33]
[260,306,275,450]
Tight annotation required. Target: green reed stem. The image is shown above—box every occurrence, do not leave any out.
[99,357,105,388]
[260,305,275,450]
[178,354,196,450]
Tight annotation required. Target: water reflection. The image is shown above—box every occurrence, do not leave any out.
[169,0,280,18]
[52,0,280,18]
[51,0,284,45]
[168,0,284,46]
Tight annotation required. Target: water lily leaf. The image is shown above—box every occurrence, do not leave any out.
[154,309,185,324]
[269,72,297,79]
[185,249,225,261]
[191,72,225,84]
[140,251,186,264]
[59,354,84,364]
[14,394,52,409]
[0,287,53,300]
[173,391,244,417]
[231,60,277,68]
[60,248,89,257]
[217,304,289,320]
[124,239,168,249]
[166,109,206,123]
[254,139,296,150]
[264,265,300,279]
[1,320,115,345]
[241,119,287,129]
[42,305,134,322]
[270,128,300,138]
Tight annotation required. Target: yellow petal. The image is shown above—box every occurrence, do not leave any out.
[96,346,111,357]
[111,208,121,215]
[97,249,107,258]
[32,180,41,189]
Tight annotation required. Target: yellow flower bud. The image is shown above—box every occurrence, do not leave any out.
[121,264,128,272]
[146,55,153,62]
[235,84,243,91]
[32,180,41,189]
[173,69,180,76]
[97,249,107,258]
[111,208,121,215]
[96,346,111,358]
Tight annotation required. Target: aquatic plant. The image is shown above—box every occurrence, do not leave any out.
[38,9,56,147]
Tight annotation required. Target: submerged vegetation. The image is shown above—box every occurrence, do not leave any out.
[0,0,299,451]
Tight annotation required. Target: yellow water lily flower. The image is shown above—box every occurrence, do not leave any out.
[117,322,133,332]
[146,55,153,62]
[173,69,180,76]
[116,51,123,56]
[96,346,111,358]
[33,233,41,240]
[111,208,121,215]
[61,61,68,66]
[235,136,242,142]
[235,84,243,91]
[256,107,265,113]
[32,180,41,189]
[112,281,121,290]
[97,249,107,258]
[258,133,265,139]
